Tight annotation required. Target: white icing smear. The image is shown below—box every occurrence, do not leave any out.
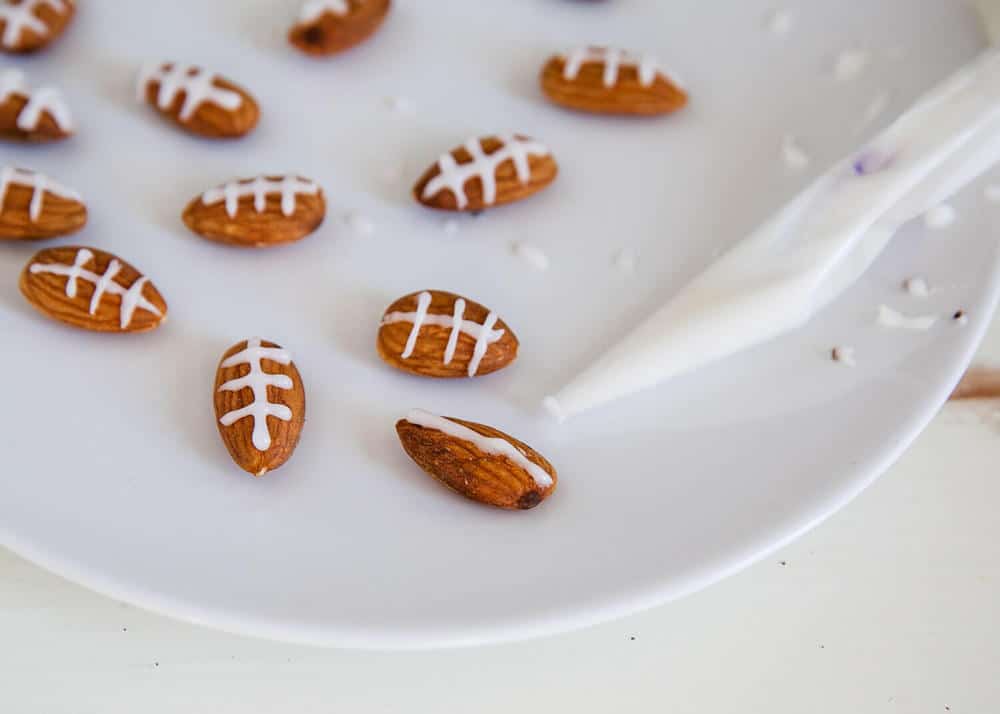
[545,48,1000,420]
[0,0,67,48]
[29,248,161,329]
[201,176,320,218]
[877,305,937,330]
[0,166,80,222]
[834,48,870,82]
[781,135,810,170]
[858,92,891,131]
[0,69,73,132]
[923,202,956,229]
[422,135,550,210]
[218,338,294,452]
[137,62,243,121]
[512,241,549,271]
[561,47,666,88]
[382,291,505,377]
[403,409,553,488]
[299,0,349,23]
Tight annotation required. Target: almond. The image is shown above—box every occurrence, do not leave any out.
[289,0,390,57]
[396,409,557,509]
[377,290,518,378]
[0,0,75,54]
[0,68,73,142]
[19,246,167,332]
[540,47,688,116]
[1,166,86,240]
[413,135,557,212]
[136,61,259,139]
[214,338,306,476]
[183,175,326,248]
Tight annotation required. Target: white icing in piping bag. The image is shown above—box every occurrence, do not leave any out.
[544,48,1000,421]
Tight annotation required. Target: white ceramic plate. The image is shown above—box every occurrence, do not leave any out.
[1,0,997,649]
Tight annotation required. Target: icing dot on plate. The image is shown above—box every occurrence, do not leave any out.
[511,242,549,272]
[877,304,937,330]
[764,9,793,36]
[344,211,374,236]
[923,203,956,229]
[614,247,638,274]
[903,276,931,297]
[781,135,810,171]
[831,346,856,366]
[834,48,870,81]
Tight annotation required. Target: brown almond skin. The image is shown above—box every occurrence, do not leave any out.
[540,55,688,116]
[0,94,72,142]
[19,246,168,333]
[214,339,306,477]
[182,178,326,248]
[396,415,557,510]
[413,136,558,212]
[141,66,259,139]
[0,0,75,54]
[0,182,87,240]
[289,0,391,56]
[377,290,518,378]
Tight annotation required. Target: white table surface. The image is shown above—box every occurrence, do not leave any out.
[3,326,999,712]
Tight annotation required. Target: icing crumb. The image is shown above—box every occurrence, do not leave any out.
[953,309,968,326]
[764,9,793,36]
[984,183,1000,203]
[831,346,856,366]
[781,135,810,171]
[384,96,415,115]
[443,218,459,236]
[903,276,931,297]
[877,304,937,330]
[857,92,890,131]
[344,211,374,236]
[834,49,870,81]
[512,241,549,272]
[614,247,638,274]
[923,203,957,229]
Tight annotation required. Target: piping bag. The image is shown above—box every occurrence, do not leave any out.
[544,47,1000,422]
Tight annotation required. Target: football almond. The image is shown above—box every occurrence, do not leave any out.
[0,166,86,240]
[540,46,688,116]
[377,290,518,378]
[414,135,557,212]
[183,175,326,248]
[0,0,75,54]
[20,246,167,332]
[137,61,259,139]
[396,409,557,510]
[0,68,73,142]
[289,0,391,56]
[214,338,306,476]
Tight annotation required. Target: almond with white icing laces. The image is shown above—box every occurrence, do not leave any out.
[289,0,390,56]
[214,338,306,476]
[377,290,519,378]
[414,135,557,211]
[0,0,74,54]
[0,68,73,142]
[19,246,167,332]
[0,166,85,240]
[396,409,557,510]
[183,175,326,248]
[136,61,259,139]
[540,46,688,116]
